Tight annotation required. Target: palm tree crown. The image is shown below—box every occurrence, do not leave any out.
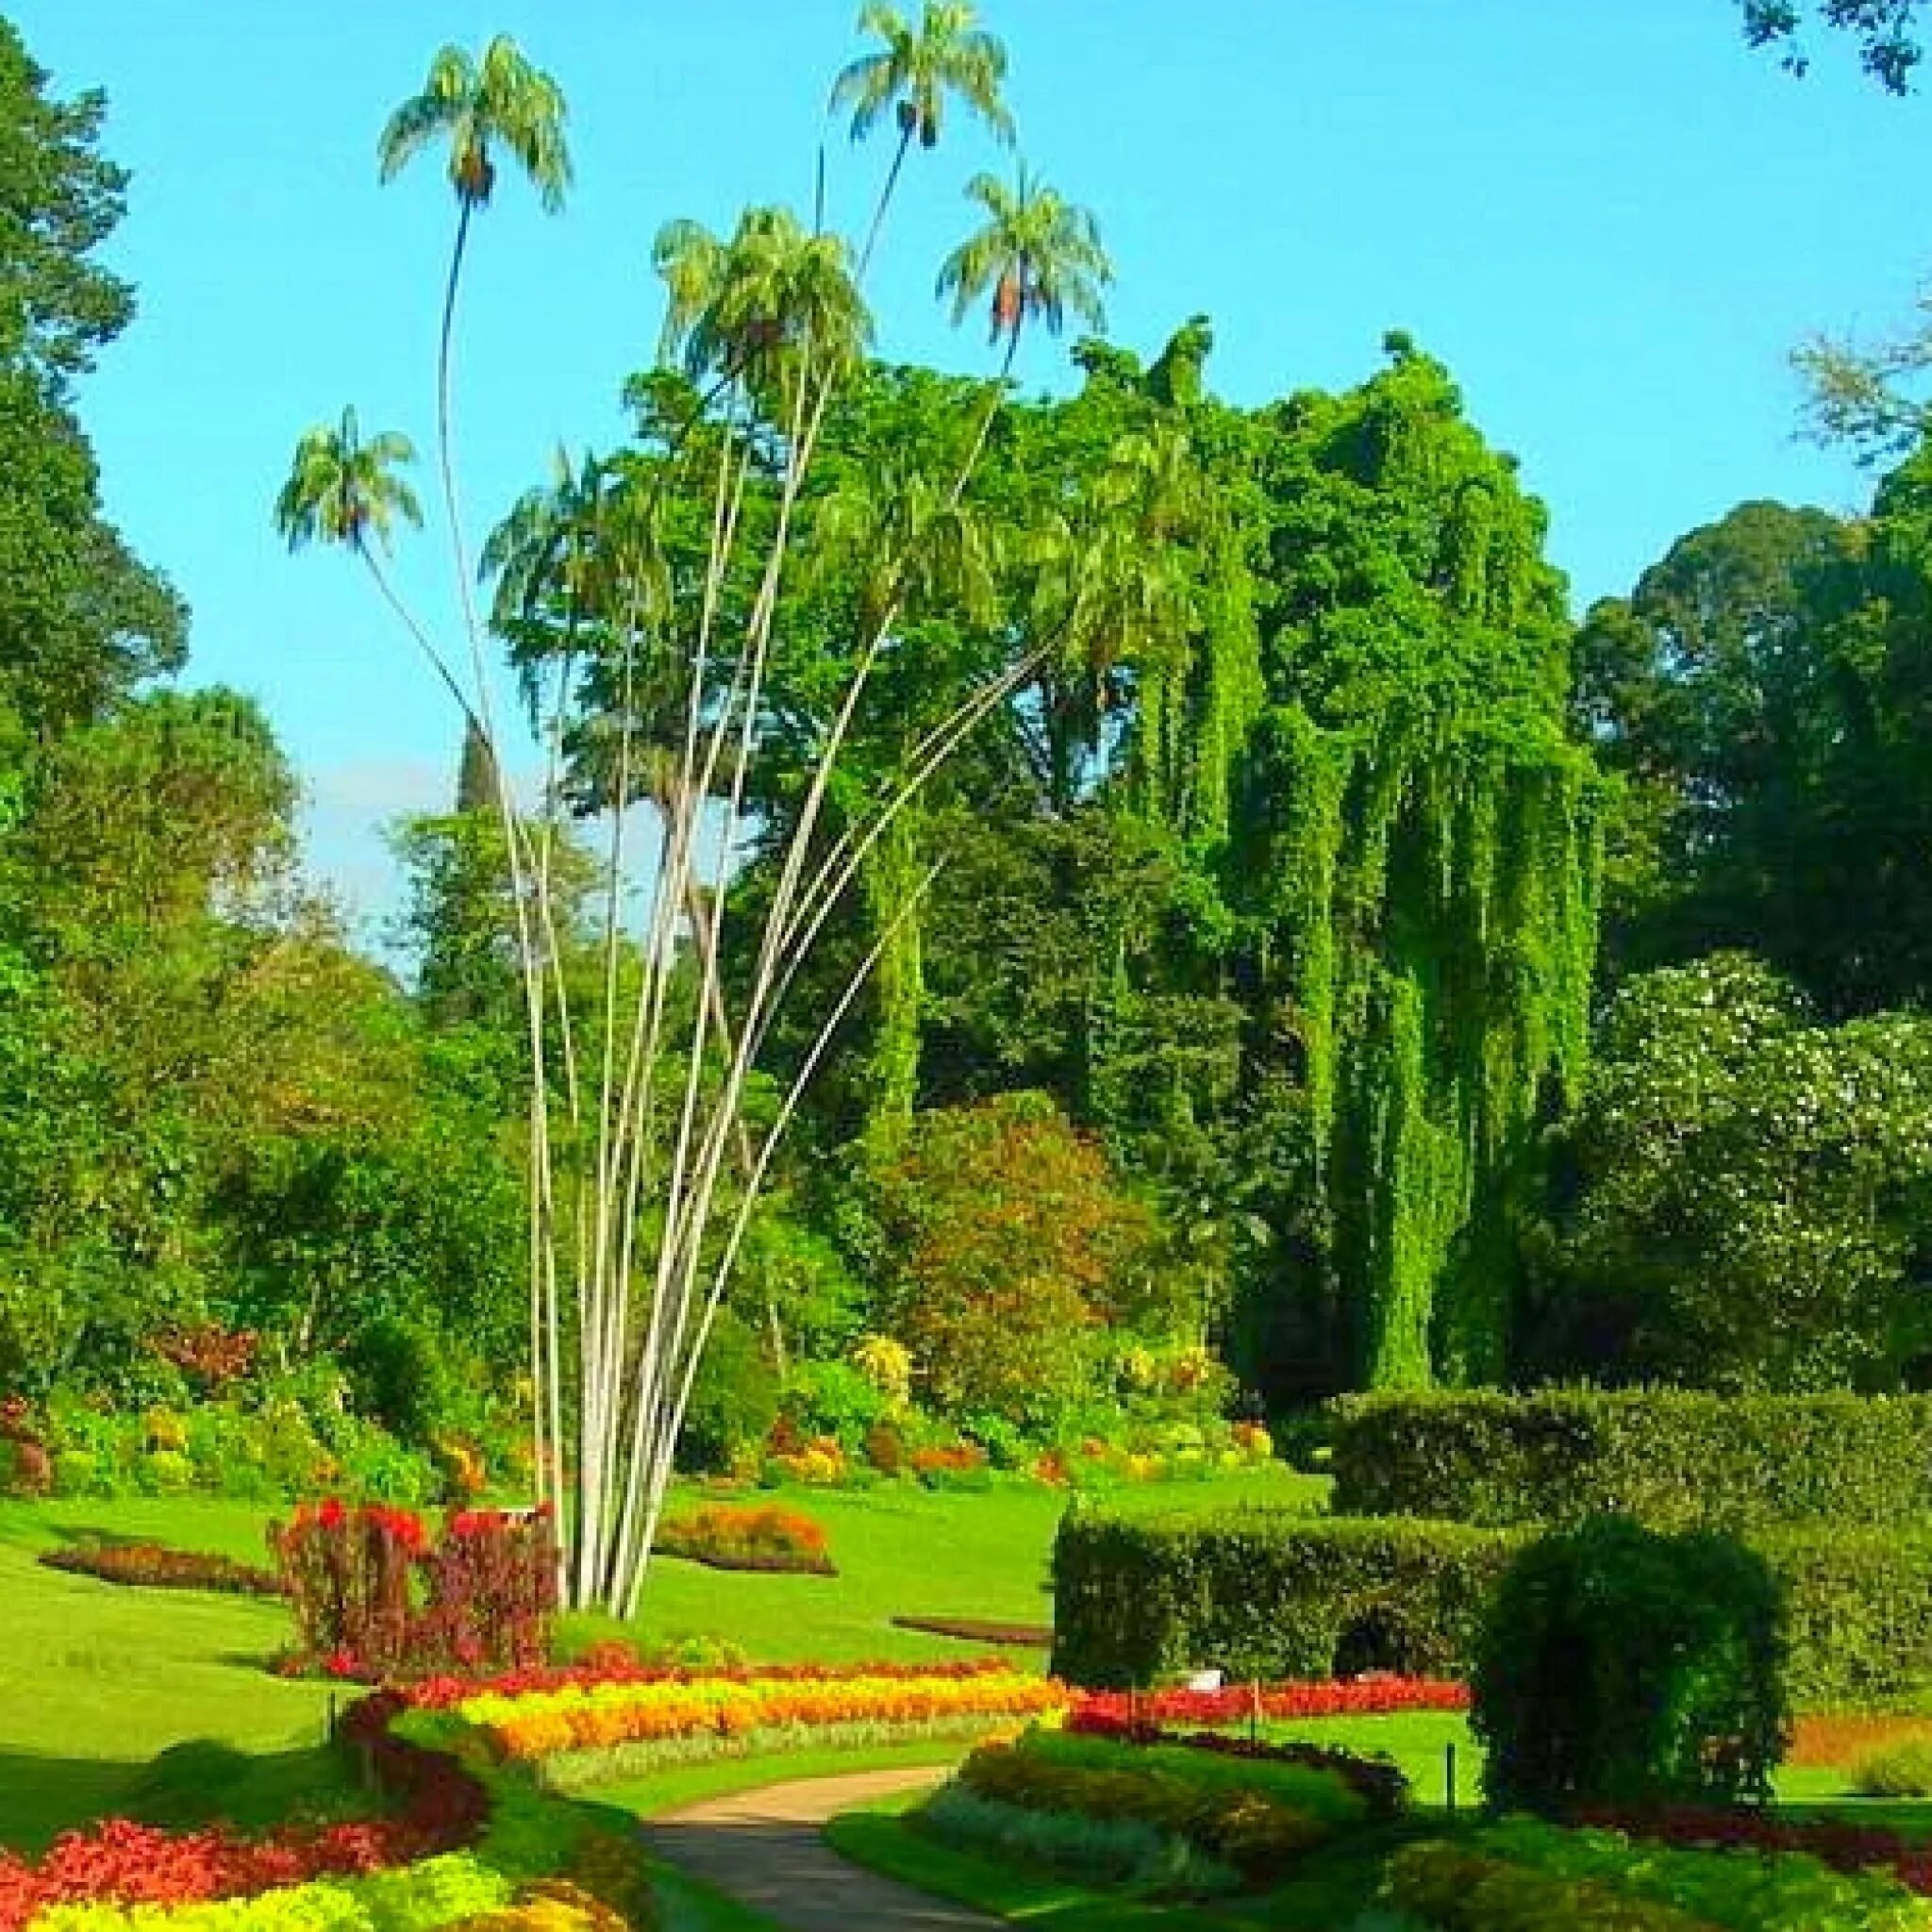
[937,164,1110,354]
[654,207,873,400]
[378,34,572,213]
[830,2,1014,150]
[274,408,422,555]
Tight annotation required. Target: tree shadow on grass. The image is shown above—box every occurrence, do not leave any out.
[0,1751,142,1853]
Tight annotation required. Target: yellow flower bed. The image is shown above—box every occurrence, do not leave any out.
[461,1669,1068,1762]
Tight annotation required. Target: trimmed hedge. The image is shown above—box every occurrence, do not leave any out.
[1051,1507,1932,1707]
[1328,1391,1932,1531]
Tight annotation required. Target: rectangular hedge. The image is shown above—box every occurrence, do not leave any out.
[1050,1507,1932,1707]
[1327,1390,1932,1531]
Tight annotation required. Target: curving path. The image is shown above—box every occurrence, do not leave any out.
[645,1766,999,1930]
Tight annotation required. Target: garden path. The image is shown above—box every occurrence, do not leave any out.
[646,1766,997,1930]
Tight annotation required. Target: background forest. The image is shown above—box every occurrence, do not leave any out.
[6,2,1932,1506]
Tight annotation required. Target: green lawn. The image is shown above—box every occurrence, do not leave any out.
[0,1469,1317,1848]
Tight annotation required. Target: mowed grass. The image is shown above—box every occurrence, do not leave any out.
[0,1500,335,1847]
[0,1468,1319,1848]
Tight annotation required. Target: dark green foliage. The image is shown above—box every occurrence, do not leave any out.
[1580,480,1932,1013]
[1740,1,1927,92]
[343,1317,455,1447]
[1472,1517,1789,1812]
[1052,1507,1932,1706]
[1328,1390,1932,1531]
[1524,958,1932,1391]
[678,1309,781,1474]
[1051,1507,1512,1688]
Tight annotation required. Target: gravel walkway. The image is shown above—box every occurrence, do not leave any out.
[645,1766,999,1930]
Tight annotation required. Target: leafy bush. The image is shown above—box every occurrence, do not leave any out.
[1472,1517,1788,1812]
[1382,1840,1722,1932]
[777,1357,886,1445]
[345,1317,456,1448]
[1052,1507,1932,1706]
[1855,1740,1932,1798]
[871,1092,1165,1430]
[676,1310,778,1474]
[1329,1390,1932,1531]
[270,1502,558,1679]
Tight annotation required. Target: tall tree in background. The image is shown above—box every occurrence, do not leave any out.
[0,20,183,740]
[831,1,1015,267]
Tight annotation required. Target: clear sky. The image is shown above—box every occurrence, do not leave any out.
[11,0,1931,931]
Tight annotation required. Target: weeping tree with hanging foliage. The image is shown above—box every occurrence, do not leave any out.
[276,10,1120,1613]
[1221,336,1602,1389]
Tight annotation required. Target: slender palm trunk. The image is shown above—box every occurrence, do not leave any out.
[856,125,914,278]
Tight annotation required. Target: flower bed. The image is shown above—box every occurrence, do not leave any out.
[38,1541,284,1598]
[454,1664,1067,1777]
[1072,1675,1469,1728]
[655,1504,833,1575]
[1065,1711,1409,1816]
[0,1693,655,1932]
[272,1502,558,1680]
[400,1654,1019,1710]
[924,1725,1396,1893]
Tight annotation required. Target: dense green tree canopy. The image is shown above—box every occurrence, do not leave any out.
[1529,956,1932,1392]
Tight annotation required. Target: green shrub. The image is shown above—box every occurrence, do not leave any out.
[1052,1507,1511,1687]
[778,1357,886,1445]
[678,1310,780,1474]
[345,1316,455,1447]
[1473,1517,1788,1812]
[1052,1508,1932,1706]
[1329,1390,1932,1532]
[1853,1739,1932,1797]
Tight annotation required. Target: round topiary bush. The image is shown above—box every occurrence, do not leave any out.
[1472,1513,1789,1813]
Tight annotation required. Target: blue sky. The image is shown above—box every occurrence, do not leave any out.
[11,0,1931,930]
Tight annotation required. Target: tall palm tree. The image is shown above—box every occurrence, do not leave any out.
[378,36,573,655]
[275,408,475,718]
[653,207,873,418]
[830,2,1015,270]
[274,407,422,556]
[378,36,572,388]
[938,163,1111,376]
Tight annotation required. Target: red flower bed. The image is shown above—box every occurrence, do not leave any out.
[1576,1803,1932,1895]
[400,1652,1016,1710]
[0,1695,486,1932]
[1072,1676,1469,1728]
[40,1541,284,1598]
